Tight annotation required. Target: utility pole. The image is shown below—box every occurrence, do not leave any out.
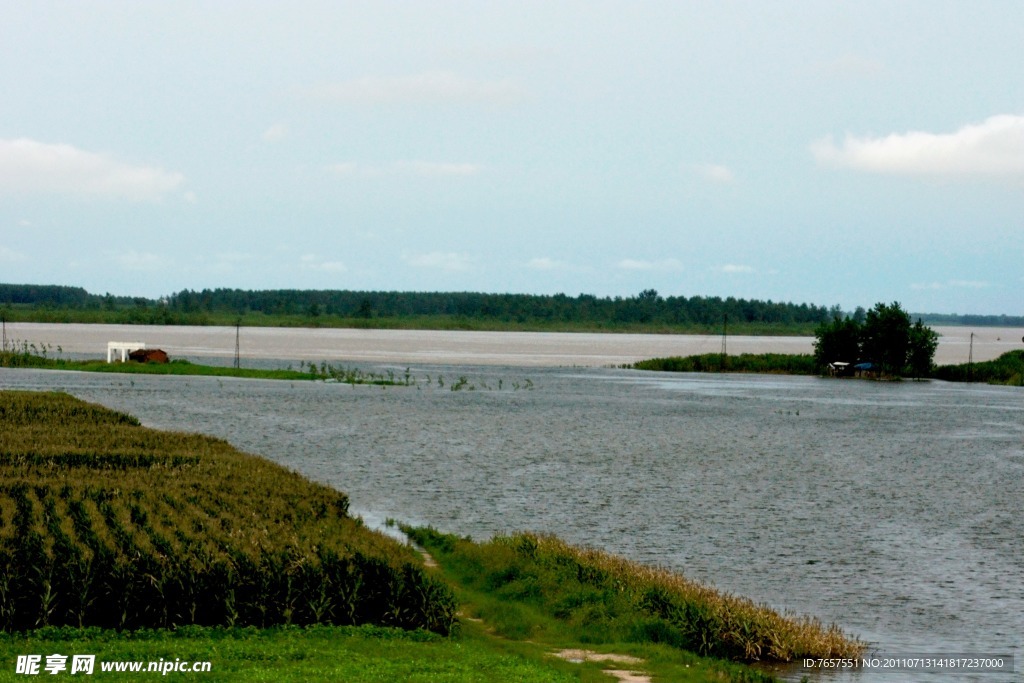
[720,313,728,370]
[968,332,974,382]
[234,319,241,369]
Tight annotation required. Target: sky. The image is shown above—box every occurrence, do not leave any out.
[1,1,1022,315]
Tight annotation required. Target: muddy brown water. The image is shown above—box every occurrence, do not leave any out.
[2,325,1021,682]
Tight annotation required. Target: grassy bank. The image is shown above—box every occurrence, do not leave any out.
[931,349,1024,385]
[0,348,408,385]
[407,527,863,665]
[632,353,817,375]
[632,350,1024,385]
[0,625,587,682]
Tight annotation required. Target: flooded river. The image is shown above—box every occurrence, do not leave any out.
[2,325,1021,681]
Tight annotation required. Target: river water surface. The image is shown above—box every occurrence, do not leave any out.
[1,327,1021,681]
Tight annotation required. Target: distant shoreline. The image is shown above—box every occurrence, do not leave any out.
[3,321,1021,367]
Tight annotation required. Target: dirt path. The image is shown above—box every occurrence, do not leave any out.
[552,648,652,683]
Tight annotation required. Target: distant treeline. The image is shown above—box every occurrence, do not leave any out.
[918,312,1024,327]
[2,283,1022,331]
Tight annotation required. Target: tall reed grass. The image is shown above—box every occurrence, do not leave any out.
[408,527,864,663]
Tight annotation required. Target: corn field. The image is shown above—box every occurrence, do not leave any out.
[0,391,456,634]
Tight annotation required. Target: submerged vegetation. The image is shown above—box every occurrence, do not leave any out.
[632,349,1024,386]
[0,391,456,633]
[0,343,539,392]
[632,353,817,375]
[932,349,1024,385]
[406,526,865,665]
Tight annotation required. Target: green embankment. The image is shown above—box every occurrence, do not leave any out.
[0,349,406,385]
[632,350,1024,386]
[931,349,1024,385]
[406,527,863,664]
[632,353,817,375]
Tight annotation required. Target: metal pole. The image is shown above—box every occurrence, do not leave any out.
[234,320,241,369]
[968,332,974,382]
[720,313,728,370]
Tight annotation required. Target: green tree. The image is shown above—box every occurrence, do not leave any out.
[860,302,911,376]
[907,318,939,378]
[813,316,861,368]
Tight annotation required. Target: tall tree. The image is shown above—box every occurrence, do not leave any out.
[907,318,940,378]
[860,302,912,376]
[813,316,861,368]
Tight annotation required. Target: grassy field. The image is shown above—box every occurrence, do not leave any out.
[0,348,408,385]
[407,527,863,663]
[632,353,817,375]
[633,350,1024,385]
[0,390,865,681]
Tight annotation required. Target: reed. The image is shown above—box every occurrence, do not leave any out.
[0,391,456,634]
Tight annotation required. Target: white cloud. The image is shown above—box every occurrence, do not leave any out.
[261,123,289,143]
[109,249,171,271]
[811,115,1024,177]
[0,245,27,262]
[402,251,473,271]
[327,161,481,178]
[719,264,755,274]
[300,254,347,273]
[688,163,735,184]
[911,279,990,291]
[0,138,184,201]
[296,71,528,106]
[616,258,683,272]
[525,257,592,273]
[327,162,361,176]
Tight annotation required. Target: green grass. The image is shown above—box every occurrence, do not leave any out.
[0,350,411,385]
[931,350,1024,385]
[407,527,863,667]
[632,353,818,375]
[0,625,589,683]
[633,350,1024,386]
[0,607,780,682]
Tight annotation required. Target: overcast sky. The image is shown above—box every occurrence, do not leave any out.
[2,1,1022,314]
